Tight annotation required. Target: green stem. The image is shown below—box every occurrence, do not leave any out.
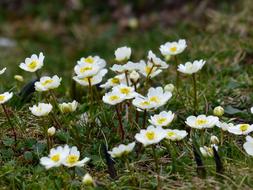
[192,73,198,115]
[2,104,17,142]
[152,145,161,190]
[115,104,125,140]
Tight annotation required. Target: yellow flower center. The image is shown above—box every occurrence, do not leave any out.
[84,56,94,64]
[145,66,152,75]
[240,124,249,132]
[42,79,53,86]
[66,155,79,165]
[157,117,167,125]
[150,96,159,103]
[140,101,150,106]
[167,131,175,137]
[61,106,72,113]
[196,118,208,126]
[170,46,177,53]
[51,154,60,162]
[111,78,120,84]
[80,66,92,73]
[120,87,130,95]
[28,61,38,69]
[146,131,155,140]
[0,95,5,101]
[109,95,119,101]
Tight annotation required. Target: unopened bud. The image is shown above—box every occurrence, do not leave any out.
[129,70,140,83]
[82,173,95,186]
[47,127,56,136]
[164,84,174,93]
[213,106,224,117]
[14,75,24,82]
[210,135,219,145]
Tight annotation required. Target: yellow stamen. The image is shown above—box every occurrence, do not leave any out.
[167,131,175,137]
[140,101,150,106]
[170,46,177,53]
[0,95,5,101]
[150,96,159,103]
[145,66,152,75]
[109,95,119,101]
[195,119,208,126]
[120,87,130,94]
[42,79,53,86]
[28,61,38,69]
[111,78,120,84]
[84,56,94,64]
[51,154,60,162]
[240,124,249,132]
[80,66,92,73]
[146,131,155,140]
[66,155,79,165]
[157,117,167,125]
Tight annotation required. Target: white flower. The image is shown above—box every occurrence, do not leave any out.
[227,124,253,135]
[100,74,127,89]
[149,111,175,127]
[251,107,253,114]
[111,61,140,73]
[82,173,95,186]
[35,75,62,91]
[164,129,188,141]
[29,103,53,116]
[177,60,206,75]
[137,60,162,78]
[148,50,168,69]
[115,46,131,62]
[79,112,101,126]
[129,70,140,83]
[199,144,218,157]
[243,136,253,156]
[19,52,44,72]
[160,39,187,56]
[14,75,24,82]
[132,96,156,111]
[135,125,166,146]
[48,127,56,136]
[40,145,70,169]
[102,91,125,105]
[0,67,6,75]
[62,146,90,167]
[213,106,224,117]
[59,100,78,114]
[0,92,13,104]
[108,142,135,158]
[185,115,219,129]
[112,84,137,100]
[147,87,172,108]
[215,121,234,131]
[74,63,101,78]
[73,69,108,86]
[77,56,106,68]
[164,84,174,93]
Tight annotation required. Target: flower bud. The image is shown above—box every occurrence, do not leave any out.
[251,107,253,114]
[210,135,219,145]
[164,84,174,92]
[47,127,56,136]
[14,75,24,82]
[199,147,209,157]
[129,70,140,83]
[82,173,94,186]
[213,106,224,117]
[128,17,138,29]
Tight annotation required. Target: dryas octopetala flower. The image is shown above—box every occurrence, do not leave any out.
[100,73,128,89]
[243,136,253,156]
[59,100,78,114]
[147,87,172,108]
[164,129,188,141]
[137,60,162,78]
[147,50,168,69]
[19,52,44,72]
[77,56,106,68]
[62,146,90,167]
[108,142,135,158]
[112,84,138,100]
[102,91,125,105]
[149,111,175,127]
[0,67,6,75]
[199,144,218,157]
[48,127,56,136]
[40,145,70,169]
[185,115,219,129]
[215,121,234,131]
[35,75,62,91]
[0,92,13,104]
[159,39,187,56]
[114,46,131,62]
[29,103,53,116]
[73,69,108,86]
[227,123,253,135]
[177,60,206,75]
[111,61,141,73]
[135,125,166,146]
[132,96,156,111]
